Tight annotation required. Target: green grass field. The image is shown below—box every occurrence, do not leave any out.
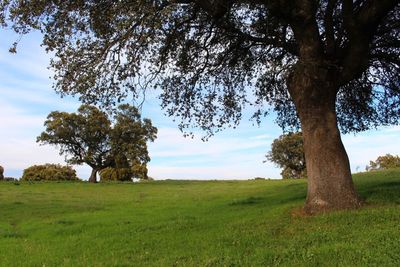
[0,169,399,266]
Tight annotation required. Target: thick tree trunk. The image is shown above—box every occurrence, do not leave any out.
[300,106,362,214]
[288,66,362,214]
[88,168,98,183]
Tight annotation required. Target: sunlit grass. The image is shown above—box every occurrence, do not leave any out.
[0,169,399,266]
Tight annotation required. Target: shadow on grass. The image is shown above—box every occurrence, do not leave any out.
[358,181,400,205]
[229,182,307,208]
[229,197,265,206]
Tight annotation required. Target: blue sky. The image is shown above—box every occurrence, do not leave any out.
[1,29,399,180]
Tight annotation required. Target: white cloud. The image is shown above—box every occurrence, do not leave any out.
[0,139,63,169]
[146,127,278,179]
[250,134,273,140]
[0,104,45,150]
[0,136,91,179]
[149,127,270,158]
[148,152,278,180]
[148,165,277,180]
[0,92,88,179]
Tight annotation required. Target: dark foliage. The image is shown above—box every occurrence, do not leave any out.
[0,1,398,136]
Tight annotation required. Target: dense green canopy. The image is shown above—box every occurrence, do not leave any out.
[267,132,306,179]
[37,104,157,182]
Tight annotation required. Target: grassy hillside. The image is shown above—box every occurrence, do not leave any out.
[0,169,399,266]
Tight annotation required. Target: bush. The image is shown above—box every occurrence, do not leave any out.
[99,167,133,182]
[100,163,149,182]
[21,164,80,181]
[366,154,400,171]
[131,163,149,180]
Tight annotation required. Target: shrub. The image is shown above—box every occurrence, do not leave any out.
[131,163,149,180]
[21,164,80,181]
[100,162,149,182]
[99,167,133,182]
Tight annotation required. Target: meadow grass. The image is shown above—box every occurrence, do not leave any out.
[0,169,399,266]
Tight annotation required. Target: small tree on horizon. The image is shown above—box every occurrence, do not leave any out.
[267,132,306,179]
[37,104,157,182]
[366,154,400,171]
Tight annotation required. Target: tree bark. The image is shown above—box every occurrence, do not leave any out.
[88,168,98,183]
[300,104,362,214]
[288,65,362,214]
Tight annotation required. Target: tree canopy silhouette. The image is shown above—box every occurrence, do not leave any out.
[2,0,399,213]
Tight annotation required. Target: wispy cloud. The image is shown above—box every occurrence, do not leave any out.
[149,127,270,158]
[250,134,273,140]
[148,164,277,180]
[146,127,278,179]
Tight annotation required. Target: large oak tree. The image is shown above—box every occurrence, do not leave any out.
[37,104,157,182]
[2,0,399,213]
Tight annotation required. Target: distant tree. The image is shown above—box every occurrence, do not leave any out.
[2,1,399,213]
[37,105,112,182]
[110,104,157,180]
[37,104,157,182]
[21,164,79,181]
[267,132,306,179]
[366,154,400,171]
[0,165,4,180]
